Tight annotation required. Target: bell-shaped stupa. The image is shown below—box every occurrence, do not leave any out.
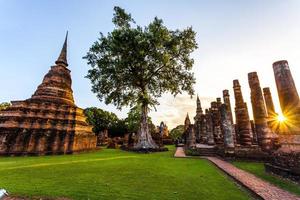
[0,33,96,155]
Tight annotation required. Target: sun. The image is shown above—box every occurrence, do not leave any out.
[277,114,286,123]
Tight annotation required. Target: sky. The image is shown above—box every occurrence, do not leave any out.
[1,0,300,129]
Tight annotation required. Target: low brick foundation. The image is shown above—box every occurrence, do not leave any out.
[265,150,300,183]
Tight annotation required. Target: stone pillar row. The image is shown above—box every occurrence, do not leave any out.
[188,65,297,150]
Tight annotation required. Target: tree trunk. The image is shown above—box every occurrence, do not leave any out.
[134,104,158,149]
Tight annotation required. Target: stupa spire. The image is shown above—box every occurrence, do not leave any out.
[184,112,191,131]
[186,112,190,119]
[197,95,200,104]
[55,31,68,67]
[196,95,203,115]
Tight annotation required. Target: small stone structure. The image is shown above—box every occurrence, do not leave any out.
[156,121,172,145]
[97,129,108,146]
[186,125,196,148]
[0,34,96,155]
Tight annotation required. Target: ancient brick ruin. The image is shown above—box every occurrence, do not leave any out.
[266,60,300,181]
[248,72,275,150]
[233,80,253,146]
[0,34,96,155]
[183,60,300,182]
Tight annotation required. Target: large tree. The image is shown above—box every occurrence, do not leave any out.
[84,7,197,150]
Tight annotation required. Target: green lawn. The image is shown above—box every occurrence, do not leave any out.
[0,146,251,200]
[232,161,300,196]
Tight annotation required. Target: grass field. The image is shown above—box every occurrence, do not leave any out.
[232,161,300,196]
[0,146,252,200]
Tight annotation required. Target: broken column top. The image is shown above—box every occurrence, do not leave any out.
[263,87,271,94]
[233,79,245,104]
[273,60,288,67]
[248,71,258,78]
[248,72,259,82]
[223,89,229,96]
[233,79,240,87]
[248,72,261,87]
[211,101,217,108]
[273,60,290,76]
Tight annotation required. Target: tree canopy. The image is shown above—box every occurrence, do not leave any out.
[0,102,11,111]
[84,6,197,149]
[84,107,127,137]
[169,125,185,141]
[84,6,197,109]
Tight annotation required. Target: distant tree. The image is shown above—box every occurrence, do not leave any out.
[84,107,127,137]
[84,107,119,133]
[0,102,11,111]
[170,125,184,141]
[110,119,128,137]
[84,6,197,150]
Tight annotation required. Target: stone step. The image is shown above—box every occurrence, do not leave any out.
[197,149,216,152]
[198,148,215,151]
[198,152,216,155]
[196,148,216,156]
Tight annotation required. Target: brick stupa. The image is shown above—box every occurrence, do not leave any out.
[0,33,96,155]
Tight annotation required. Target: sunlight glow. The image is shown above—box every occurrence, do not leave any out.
[277,114,286,123]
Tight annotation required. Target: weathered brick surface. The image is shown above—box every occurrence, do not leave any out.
[0,35,96,156]
[233,79,253,146]
[248,72,274,150]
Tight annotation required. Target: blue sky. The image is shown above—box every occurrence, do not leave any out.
[1,0,300,128]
